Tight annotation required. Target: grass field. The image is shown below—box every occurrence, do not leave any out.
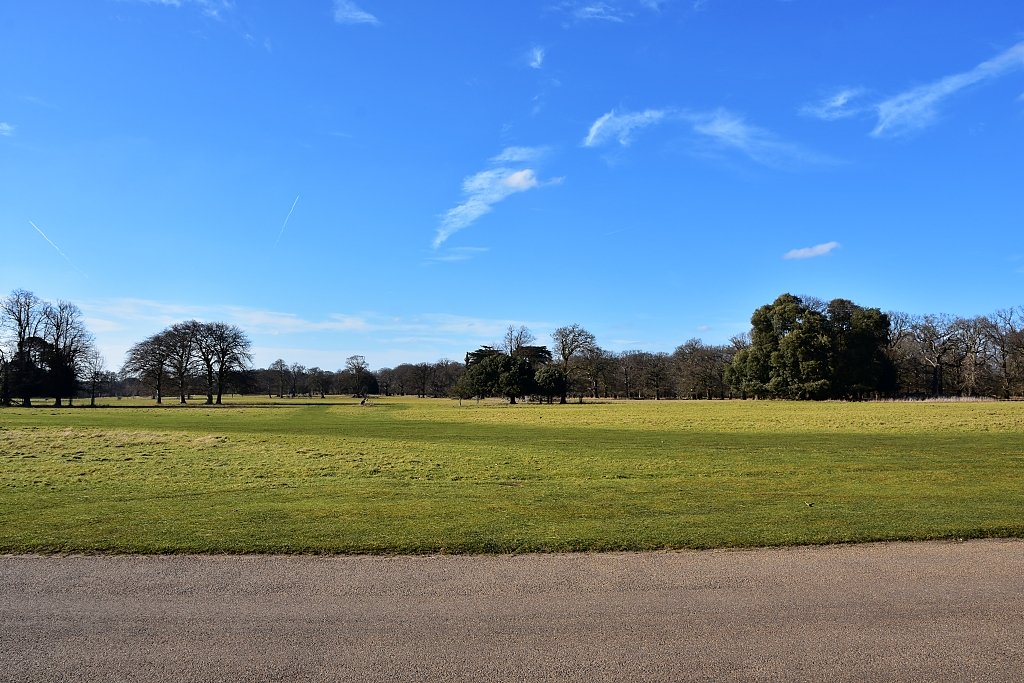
[1,397,1023,554]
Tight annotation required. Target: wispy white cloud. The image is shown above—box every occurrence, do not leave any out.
[0,122,14,137]
[689,109,829,168]
[244,33,273,52]
[528,46,546,69]
[426,247,490,263]
[635,0,675,15]
[434,169,539,248]
[872,41,1024,137]
[135,0,233,19]
[79,298,371,339]
[783,241,840,260]
[79,297,553,368]
[574,3,629,22]
[19,95,51,107]
[491,146,548,163]
[228,309,370,334]
[434,147,559,248]
[333,0,379,25]
[550,1,630,23]
[583,107,828,167]
[554,0,673,23]
[583,109,668,147]
[800,87,867,121]
[85,299,546,341]
[691,110,764,148]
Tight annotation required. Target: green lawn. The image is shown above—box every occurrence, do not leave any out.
[1,397,1022,553]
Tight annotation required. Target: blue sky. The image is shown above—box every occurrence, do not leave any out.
[2,1,1023,370]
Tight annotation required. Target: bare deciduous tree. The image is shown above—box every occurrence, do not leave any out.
[123,334,171,404]
[982,308,1024,399]
[43,300,95,406]
[195,322,253,404]
[1,289,47,406]
[501,325,535,356]
[269,359,289,398]
[551,324,596,403]
[82,350,107,407]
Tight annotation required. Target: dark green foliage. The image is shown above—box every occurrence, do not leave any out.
[462,344,553,403]
[8,337,50,405]
[533,366,566,403]
[728,294,894,400]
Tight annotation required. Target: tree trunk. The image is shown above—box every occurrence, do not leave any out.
[206,371,214,404]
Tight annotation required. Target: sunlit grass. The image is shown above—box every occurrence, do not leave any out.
[1,397,1022,553]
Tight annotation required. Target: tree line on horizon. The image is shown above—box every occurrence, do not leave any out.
[3,288,1024,406]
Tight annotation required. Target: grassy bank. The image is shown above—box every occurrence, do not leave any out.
[1,398,1022,553]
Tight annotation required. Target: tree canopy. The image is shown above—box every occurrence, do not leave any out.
[726,294,893,399]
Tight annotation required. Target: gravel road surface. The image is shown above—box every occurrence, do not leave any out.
[2,539,1022,681]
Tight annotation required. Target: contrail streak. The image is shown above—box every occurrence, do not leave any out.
[273,194,301,247]
[28,220,88,278]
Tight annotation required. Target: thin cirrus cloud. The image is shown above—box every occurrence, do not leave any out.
[584,107,827,167]
[528,46,545,69]
[426,247,491,264]
[0,122,15,136]
[135,0,233,18]
[783,241,841,260]
[872,40,1024,137]
[433,147,560,249]
[333,0,379,25]
[583,109,668,147]
[800,87,868,121]
[689,109,830,167]
[490,146,549,163]
[80,298,372,344]
[550,1,630,23]
[575,3,629,22]
[82,297,547,351]
[555,1,673,24]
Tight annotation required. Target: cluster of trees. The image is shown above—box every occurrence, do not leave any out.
[248,323,734,405]
[454,324,593,404]
[250,355,380,398]
[727,294,893,400]
[376,360,463,398]
[122,321,252,404]
[886,308,1024,399]
[0,289,104,407]
[445,324,739,404]
[727,294,1024,400]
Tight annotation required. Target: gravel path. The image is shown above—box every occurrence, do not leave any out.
[2,539,1022,681]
